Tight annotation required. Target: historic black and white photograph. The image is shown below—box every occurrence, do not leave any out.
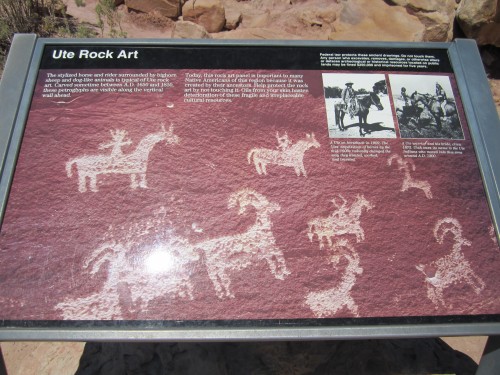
[390,74,464,139]
[322,73,396,138]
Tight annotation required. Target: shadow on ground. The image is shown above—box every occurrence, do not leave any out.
[75,339,477,375]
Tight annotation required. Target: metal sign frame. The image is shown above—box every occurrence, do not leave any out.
[0,35,499,344]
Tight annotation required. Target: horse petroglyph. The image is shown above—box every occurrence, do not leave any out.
[388,154,432,199]
[247,132,320,177]
[56,207,199,320]
[56,238,199,319]
[66,124,179,192]
[193,189,290,299]
[307,194,373,249]
[56,190,290,318]
[306,239,363,317]
[416,217,485,308]
[305,194,372,317]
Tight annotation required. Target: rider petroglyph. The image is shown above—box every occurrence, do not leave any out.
[307,194,373,249]
[55,208,199,320]
[416,217,485,308]
[305,194,371,317]
[247,132,320,177]
[387,154,432,199]
[66,123,179,192]
[56,238,199,320]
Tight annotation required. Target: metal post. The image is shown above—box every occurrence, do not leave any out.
[476,336,500,375]
[0,346,8,375]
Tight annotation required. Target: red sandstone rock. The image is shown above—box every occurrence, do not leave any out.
[387,0,458,41]
[331,0,424,42]
[125,0,181,18]
[457,0,500,47]
[172,20,212,38]
[182,0,226,33]
[224,7,242,29]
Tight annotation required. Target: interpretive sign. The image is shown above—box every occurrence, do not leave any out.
[0,35,499,340]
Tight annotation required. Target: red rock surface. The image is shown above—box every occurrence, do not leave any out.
[0,68,498,322]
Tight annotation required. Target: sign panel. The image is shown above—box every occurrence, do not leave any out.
[0,36,499,339]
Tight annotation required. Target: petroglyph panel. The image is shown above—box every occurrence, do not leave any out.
[0,67,499,323]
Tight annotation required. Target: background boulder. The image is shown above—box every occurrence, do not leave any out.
[172,20,212,38]
[182,0,226,33]
[125,0,182,18]
[456,0,500,47]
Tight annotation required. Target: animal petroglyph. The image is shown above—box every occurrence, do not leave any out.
[416,217,485,308]
[193,189,290,299]
[306,239,363,317]
[307,194,373,249]
[56,238,199,320]
[388,154,432,199]
[247,133,320,177]
[66,124,179,192]
[55,189,290,317]
[55,209,199,320]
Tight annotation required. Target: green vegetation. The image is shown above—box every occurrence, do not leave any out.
[0,0,67,42]
[95,0,126,38]
[0,0,100,74]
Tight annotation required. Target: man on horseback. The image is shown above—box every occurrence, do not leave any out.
[401,87,411,106]
[276,132,291,151]
[341,82,358,118]
[99,129,132,166]
[435,83,448,118]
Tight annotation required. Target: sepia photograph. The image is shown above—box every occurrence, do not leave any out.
[390,74,464,139]
[322,73,396,138]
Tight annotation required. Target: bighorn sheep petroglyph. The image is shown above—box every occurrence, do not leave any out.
[416,217,485,308]
[193,189,290,299]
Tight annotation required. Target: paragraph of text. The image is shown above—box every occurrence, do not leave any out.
[320,53,440,70]
[331,140,391,162]
[184,72,309,103]
[42,72,177,98]
[403,141,465,158]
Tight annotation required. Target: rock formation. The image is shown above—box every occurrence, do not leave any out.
[182,0,226,33]
[457,0,500,47]
[172,20,212,38]
[120,0,498,46]
[66,0,500,49]
[125,0,182,18]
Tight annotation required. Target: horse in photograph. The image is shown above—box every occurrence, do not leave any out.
[334,92,384,136]
[411,92,457,130]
